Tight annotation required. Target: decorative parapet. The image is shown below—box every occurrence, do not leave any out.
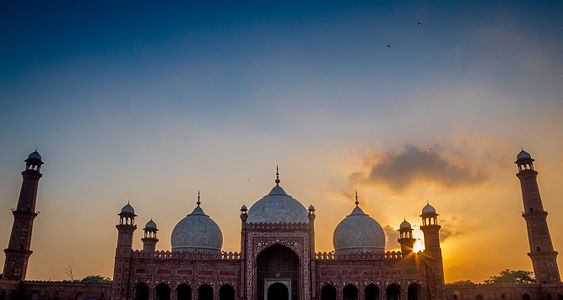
[246,222,309,230]
[132,250,240,260]
[314,250,404,260]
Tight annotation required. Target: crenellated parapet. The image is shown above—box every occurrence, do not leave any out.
[132,250,241,260]
[314,250,404,260]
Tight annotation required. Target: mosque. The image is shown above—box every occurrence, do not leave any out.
[0,149,562,300]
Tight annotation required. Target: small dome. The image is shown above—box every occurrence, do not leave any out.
[517,149,532,160]
[240,204,247,211]
[171,206,223,253]
[121,203,135,214]
[422,203,436,214]
[246,185,309,224]
[333,205,386,254]
[145,219,157,230]
[400,219,412,229]
[28,151,42,160]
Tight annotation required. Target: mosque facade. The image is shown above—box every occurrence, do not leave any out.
[0,150,562,300]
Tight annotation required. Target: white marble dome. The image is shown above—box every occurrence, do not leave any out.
[246,184,309,224]
[333,205,385,254]
[171,206,223,253]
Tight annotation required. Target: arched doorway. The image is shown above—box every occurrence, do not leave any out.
[257,244,299,300]
[343,285,358,300]
[267,283,288,300]
[558,294,563,300]
[365,284,379,300]
[135,282,149,300]
[522,295,530,300]
[176,284,191,300]
[156,283,171,300]
[75,293,83,300]
[31,292,39,300]
[408,283,423,300]
[219,285,234,300]
[386,284,400,300]
[321,285,336,300]
[476,296,483,300]
[0,290,6,300]
[198,284,213,300]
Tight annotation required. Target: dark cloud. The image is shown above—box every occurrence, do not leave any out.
[352,144,488,190]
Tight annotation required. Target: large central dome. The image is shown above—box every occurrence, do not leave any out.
[247,184,309,224]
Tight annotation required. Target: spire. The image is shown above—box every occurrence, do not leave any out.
[197,190,201,206]
[275,165,280,186]
[355,191,359,206]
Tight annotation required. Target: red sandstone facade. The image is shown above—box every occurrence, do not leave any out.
[1,150,563,300]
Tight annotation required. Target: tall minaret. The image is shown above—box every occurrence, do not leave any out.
[420,202,445,298]
[515,149,560,284]
[3,150,43,281]
[112,203,136,300]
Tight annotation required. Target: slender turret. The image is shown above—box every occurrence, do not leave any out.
[398,219,415,253]
[420,202,445,298]
[3,150,43,281]
[141,219,158,252]
[515,149,560,284]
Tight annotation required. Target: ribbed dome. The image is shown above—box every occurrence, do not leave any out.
[400,219,412,229]
[517,149,531,160]
[121,203,135,214]
[333,205,385,254]
[27,151,42,160]
[246,185,309,224]
[422,203,436,214]
[171,206,223,253]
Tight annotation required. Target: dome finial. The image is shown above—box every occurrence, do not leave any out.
[197,190,201,206]
[275,165,280,186]
[355,191,359,206]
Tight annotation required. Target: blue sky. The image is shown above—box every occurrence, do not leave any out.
[0,1,562,282]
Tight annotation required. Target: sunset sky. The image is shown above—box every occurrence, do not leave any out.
[0,1,562,283]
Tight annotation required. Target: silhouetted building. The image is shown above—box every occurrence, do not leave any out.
[1,150,562,300]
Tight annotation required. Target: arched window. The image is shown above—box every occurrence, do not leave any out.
[176,284,191,300]
[364,284,379,300]
[321,284,336,300]
[386,284,400,300]
[219,285,234,300]
[343,284,358,300]
[522,295,530,300]
[135,282,149,300]
[198,284,213,300]
[156,283,171,300]
[408,283,423,300]
[476,295,484,300]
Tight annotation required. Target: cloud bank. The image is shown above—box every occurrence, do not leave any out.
[351,144,488,191]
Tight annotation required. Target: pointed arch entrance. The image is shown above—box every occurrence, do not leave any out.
[256,244,299,300]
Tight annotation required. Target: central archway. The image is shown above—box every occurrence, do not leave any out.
[256,244,299,300]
